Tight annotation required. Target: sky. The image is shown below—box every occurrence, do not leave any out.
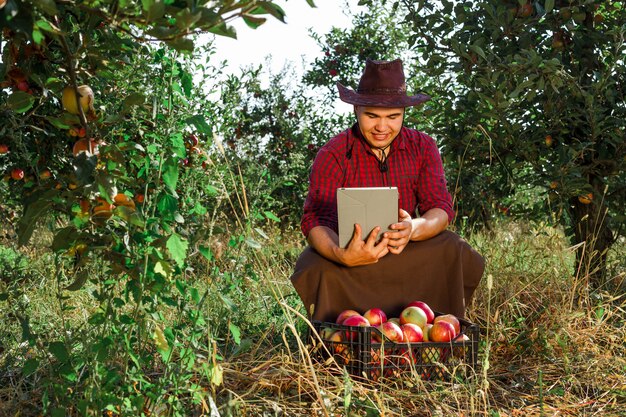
[208,0,362,79]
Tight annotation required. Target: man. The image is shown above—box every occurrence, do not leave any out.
[291,59,484,323]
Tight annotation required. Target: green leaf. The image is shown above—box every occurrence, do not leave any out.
[65,270,90,291]
[46,116,71,129]
[22,358,39,376]
[48,341,69,363]
[305,0,316,6]
[199,245,213,261]
[263,210,280,222]
[18,190,57,246]
[242,14,267,29]
[32,28,45,45]
[166,233,188,268]
[7,91,36,113]
[229,323,241,345]
[122,92,145,111]
[469,44,486,59]
[33,0,59,15]
[250,2,286,23]
[142,0,165,21]
[545,0,555,14]
[154,259,172,279]
[162,158,179,191]
[207,22,237,39]
[157,193,178,218]
[165,37,195,52]
[186,115,212,136]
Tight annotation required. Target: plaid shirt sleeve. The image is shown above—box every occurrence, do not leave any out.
[301,144,344,237]
[416,133,455,223]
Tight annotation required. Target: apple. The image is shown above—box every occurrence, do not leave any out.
[0,144,8,154]
[72,138,100,157]
[578,193,593,205]
[39,169,52,180]
[113,193,136,210]
[388,317,401,326]
[378,321,403,343]
[423,323,433,342]
[407,301,435,324]
[135,193,145,204]
[430,320,456,343]
[434,314,461,336]
[318,326,336,341]
[545,135,553,147]
[62,85,95,116]
[336,309,360,324]
[10,168,24,181]
[16,81,29,92]
[363,308,387,326]
[399,306,427,328]
[400,323,423,343]
[327,331,346,355]
[342,314,370,341]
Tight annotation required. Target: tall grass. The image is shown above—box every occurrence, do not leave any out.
[1,215,625,415]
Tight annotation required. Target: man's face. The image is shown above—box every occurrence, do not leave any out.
[355,106,405,149]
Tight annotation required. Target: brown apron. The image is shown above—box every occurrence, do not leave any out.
[290,231,485,323]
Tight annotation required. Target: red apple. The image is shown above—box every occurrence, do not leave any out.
[430,320,456,343]
[0,144,8,154]
[10,168,24,181]
[407,301,435,324]
[401,323,424,343]
[399,306,427,329]
[363,308,387,326]
[434,314,461,336]
[342,315,370,342]
[39,169,52,180]
[328,331,346,355]
[335,309,360,324]
[378,321,403,343]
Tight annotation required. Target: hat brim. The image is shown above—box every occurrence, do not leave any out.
[337,82,430,107]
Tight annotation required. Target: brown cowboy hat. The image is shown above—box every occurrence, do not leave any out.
[337,59,430,107]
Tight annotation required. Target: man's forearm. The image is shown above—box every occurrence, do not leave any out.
[307,226,345,265]
[409,208,449,241]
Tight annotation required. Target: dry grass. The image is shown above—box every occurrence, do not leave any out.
[1,221,625,416]
[210,221,626,416]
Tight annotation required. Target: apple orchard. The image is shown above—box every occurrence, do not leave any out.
[1,0,625,416]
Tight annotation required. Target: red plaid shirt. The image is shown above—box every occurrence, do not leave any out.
[301,124,454,237]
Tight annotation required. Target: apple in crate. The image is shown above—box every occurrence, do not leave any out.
[336,309,360,324]
[401,323,424,343]
[422,323,433,342]
[377,321,403,343]
[388,317,401,326]
[399,306,428,329]
[429,320,456,343]
[407,300,435,324]
[363,308,387,326]
[342,314,370,341]
[434,314,460,336]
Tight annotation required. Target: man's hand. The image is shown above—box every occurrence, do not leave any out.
[384,209,413,254]
[338,223,390,266]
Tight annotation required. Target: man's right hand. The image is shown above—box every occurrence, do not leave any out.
[306,224,389,267]
[337,224,390,267]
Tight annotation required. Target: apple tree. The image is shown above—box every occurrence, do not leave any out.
[0,0,313,414]
[392,0,625,289]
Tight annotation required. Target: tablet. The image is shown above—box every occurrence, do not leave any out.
[337,187,399,248]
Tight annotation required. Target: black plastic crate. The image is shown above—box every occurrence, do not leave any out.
[309,314,479,382]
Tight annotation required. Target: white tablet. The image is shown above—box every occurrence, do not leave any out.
[337,187,399,248]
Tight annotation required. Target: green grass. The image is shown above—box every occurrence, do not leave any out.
[1,220,625,416]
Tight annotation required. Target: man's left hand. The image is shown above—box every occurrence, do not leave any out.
[384,209,413,255]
